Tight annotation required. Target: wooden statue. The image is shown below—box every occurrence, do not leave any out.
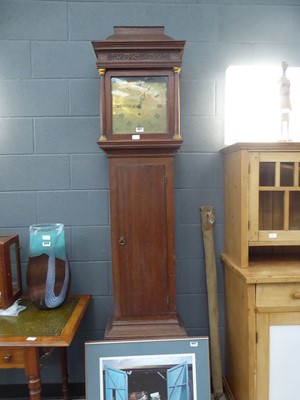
[278,61,291,140]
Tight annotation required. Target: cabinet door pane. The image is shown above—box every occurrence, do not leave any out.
[289,191,300,230]
[259,162,275,186]
[280,162,294,186]
[259,192,284,230]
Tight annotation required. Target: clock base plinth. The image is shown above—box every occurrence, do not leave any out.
[104,315,187,340]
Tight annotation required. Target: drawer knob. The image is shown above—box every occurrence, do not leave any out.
[292,292,300,299]
[3,354,12,363]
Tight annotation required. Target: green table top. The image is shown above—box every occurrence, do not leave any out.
[0,298,79,337]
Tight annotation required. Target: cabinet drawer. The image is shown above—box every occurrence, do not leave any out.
[0,348,24,368]
[256,283,300,308]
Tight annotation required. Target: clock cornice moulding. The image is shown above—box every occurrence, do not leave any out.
[92,26,185,69]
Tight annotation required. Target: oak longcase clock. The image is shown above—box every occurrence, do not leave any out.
[92,26,186,339]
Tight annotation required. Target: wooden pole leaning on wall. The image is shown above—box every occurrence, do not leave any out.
[200,206,224,400]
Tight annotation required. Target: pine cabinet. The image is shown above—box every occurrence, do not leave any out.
[221,143,300,400]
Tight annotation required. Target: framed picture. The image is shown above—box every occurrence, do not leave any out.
[85,337,210,400]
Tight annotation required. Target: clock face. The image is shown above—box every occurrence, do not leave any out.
[111,76,168,135]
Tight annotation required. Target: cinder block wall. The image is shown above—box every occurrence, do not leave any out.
[0,0,299,386]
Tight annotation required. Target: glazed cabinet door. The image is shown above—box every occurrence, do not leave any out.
[249,152,300,245]
[109,158,176,318]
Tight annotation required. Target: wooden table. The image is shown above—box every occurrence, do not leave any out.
[0,294,90,400]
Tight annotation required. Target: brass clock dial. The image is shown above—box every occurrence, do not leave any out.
[111,76,168,135]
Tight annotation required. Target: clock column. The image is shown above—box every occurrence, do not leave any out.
[92,26,186,340]
[98,68,107,141]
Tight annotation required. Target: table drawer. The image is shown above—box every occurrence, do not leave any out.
[0,348,24,368]
[256,283,300,308]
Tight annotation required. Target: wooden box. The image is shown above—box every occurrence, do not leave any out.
[0,234,22,309]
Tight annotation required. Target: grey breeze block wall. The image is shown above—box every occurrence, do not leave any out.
[0,0,300,387]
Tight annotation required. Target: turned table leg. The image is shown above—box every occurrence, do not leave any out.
[24,347,42,400]
[60,347,69,400]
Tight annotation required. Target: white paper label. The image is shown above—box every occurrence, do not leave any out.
[190,341,198,347]
[269,233,277,239]
[136,127,144,133]
[132,134,140,140]
[42,235,51,240]
[42,241,51,247]
[26,337,37,341]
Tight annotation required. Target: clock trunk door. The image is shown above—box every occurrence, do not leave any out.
[110,158,175,318]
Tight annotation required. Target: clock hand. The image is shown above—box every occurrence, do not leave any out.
[136,92,146,109]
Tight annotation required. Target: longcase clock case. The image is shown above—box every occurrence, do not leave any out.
[92,26,186,339]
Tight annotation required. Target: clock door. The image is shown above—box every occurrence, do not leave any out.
[110,158,175,318]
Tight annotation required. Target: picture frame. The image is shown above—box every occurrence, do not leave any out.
[85,337,210,400]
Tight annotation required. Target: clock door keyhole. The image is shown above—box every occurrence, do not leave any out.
[118,236,126,246]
